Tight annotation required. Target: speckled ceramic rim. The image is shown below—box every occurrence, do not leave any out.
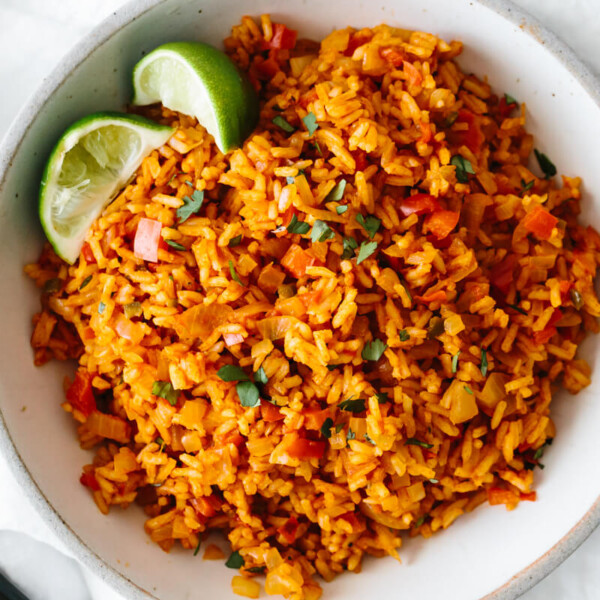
[0,1,599,598]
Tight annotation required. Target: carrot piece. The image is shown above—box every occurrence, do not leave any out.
[133,217,162,262]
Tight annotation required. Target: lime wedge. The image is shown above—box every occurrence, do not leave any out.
[132,42,259,153]
[40,111,173,264]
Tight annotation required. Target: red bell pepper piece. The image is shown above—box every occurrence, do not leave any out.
[260,402,285,423]
[399,193,440,217]
[256,52,280,79]
[277,516,300,544]
[81,243,96,264]
[133,217,162,262]
[281,243,319,278]
[66,370,96,417]
[424,210,460,239]
[287,437,326,460]
[79,471,100,491]
[522,205,558,241]
[490,254,517,295]
[263,24,297,50]
[344,33,372,57]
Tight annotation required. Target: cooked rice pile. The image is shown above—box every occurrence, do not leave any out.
[26,15,600,600]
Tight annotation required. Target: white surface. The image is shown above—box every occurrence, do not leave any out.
[1,0,600,598]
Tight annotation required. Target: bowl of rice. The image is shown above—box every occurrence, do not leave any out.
[1,1,600,599]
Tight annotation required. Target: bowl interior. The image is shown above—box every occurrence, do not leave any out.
[2,0,600,599]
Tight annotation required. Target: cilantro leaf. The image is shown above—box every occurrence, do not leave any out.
[336,205,348,215]
[272,115,295,133]
[311,220,335,243]
[480,348,488,377]
[355,214,381,239]
[364,433,376,445]
[404,437,433,449]
[229,235,243,247]
[166,239,186,251]
[335,423,344,433]
[341,236,358,259]
[338,397,366,413]
[79,275,92,290]
[152,381,179,406]
[302,112,319,136]
[325,179,347,202]
[452,351,460,374]
[346,428,356,441]
[504,93,517,105]
[464,385,474,395]
[313,140,324,156]
[534,149,557,179]
[247,566,266,574]
[362,338,387,361]
[236,381,261,407]
[521,179,535,193]
[229,260,244,286]
[177,189,205,223]
[451,155,475,183]
[254,367,268,385]
[356,241,377,264]
[376,392,390,404]
[217,365,249,382]
[226,550,245,569]
[320,417,334,439]
[193,538,201,556]
[287,214,310,235]
[399,329,410,342]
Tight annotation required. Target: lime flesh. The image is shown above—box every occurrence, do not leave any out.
[40,112,173,264]
[132,42,259,153]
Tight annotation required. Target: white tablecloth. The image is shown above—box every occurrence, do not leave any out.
[1,0,599,598]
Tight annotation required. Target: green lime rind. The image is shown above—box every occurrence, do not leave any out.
[132,42,259,153]
[39,111,174,264]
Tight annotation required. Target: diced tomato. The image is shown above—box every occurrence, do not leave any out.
[133,217,162,262]
[215,430,244,448]
[498,96,517,120]
[344,33,372,57]
[424,210,460,239]
[79,471,100,491]
[351,149,368,171]
[297,289,323,308]
[192,494,221,518]
[532,309,563,345]
[403,60,423,87]
[522,205,558,241]
[281,243,319,278]
[415,290,447,304]
[277,516,300,544]
[81,243,96,264]
[263,24,298,50]
[282,206,298,228]
[398,193,440,217]
[490,254,517,295]
[488,487,520,506]
[379,47,405,67]
[455,110,484,154]
[256,52,280,79]
[303,408,329,430]
[520,491,537,502]
[66,370,96,417]
[287,437,326,460]
[261,401,284,422]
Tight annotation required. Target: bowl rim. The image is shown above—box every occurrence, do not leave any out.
[1,1,599,599]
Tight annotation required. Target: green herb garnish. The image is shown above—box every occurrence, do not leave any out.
[79,275,92,290]
[356,241,378,264]
[405,438,433,449]
[355,214,381,239]
[302,112,319,136]
[534,149,557,179]
[311,220,335,243]
[364,433,376,445]
[451,155,475,183]
[314,140,323,156]
[325,179,347,202]
[247,566,266,574]
[254,367,268,385]
[399,329,410,342]
[217,365,249,382]
[521,179,535,193]
[236,381,261,407]
[507,303,528,316]
[98,301,106,315]
[414,515,427,527]
[336,205,348,215]
[376,392,390,404]
[464,385,474,395]
[287,214,310,235]
[228,260,244,286]
[272,115,295,133]
[452,351,460,374]
[338,397,366,413]
[193,538,201,556]
[166,239,186,251]
[177,189,205,223]
[43,278,62,293]
[362,338,387,361]
[335,423,345,433]
[320,417,334,439]
[326,364,342,371]
[480,348,488,377]
[504,93,517,105]
[152,380,179,406]
[346,428,356,441]
[229,235,243,247]
[341,236,358,260]
[226,550,245,569]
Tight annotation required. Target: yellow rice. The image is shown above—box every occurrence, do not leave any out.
[25,15,600,600]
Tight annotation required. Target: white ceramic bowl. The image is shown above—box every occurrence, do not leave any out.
[1,1,600,599]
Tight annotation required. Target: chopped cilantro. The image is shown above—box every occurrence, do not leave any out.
[335,423,344,433]
[521,179,535,193]
[229,260,244,286]
[341,236,358,260]
[346,428,356,441]
[504,93,518,105]
[534,149,557,179]
[313,140,323,156]
[152,381,179,406]
[320,417,334,439]
[415,515,427,527]
[166,239,186,251]
[254,367,268,385]
[226,550,245,569]
[507,303,528,316]
[302,112,319,136]
[464,385,474,395]
[399,329,410,342]
[405,437,433,449]
[229,235,243,247]
[43,278,62,293]
[452,351,460,374]
[236,381,261,407]
[363,433,376,445]
[326,364,342,371]
[79,275,92,290]
[177,189,205,223]
[311,220,335,243]
[193,538,201,556]
[451,155,475,183]
[336,205,348,215]
[480,348,488,377]
[356,240,378,264]
[325,179,347,202]
[376,392,390,404]
[247,566,266,574]
[362,338,387,361]
[355,214,381,239]
[287,214,310,235]
[338,397,366,413]
[272,115,295,133]
[217,365,249,382]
